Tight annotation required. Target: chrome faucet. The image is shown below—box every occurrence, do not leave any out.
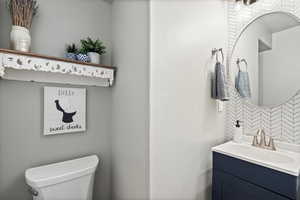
[252,129,276,151]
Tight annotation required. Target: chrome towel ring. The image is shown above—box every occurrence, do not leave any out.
[237,58,248,71]
[212,48,224,64]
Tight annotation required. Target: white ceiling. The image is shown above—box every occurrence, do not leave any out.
[258,13,299,33]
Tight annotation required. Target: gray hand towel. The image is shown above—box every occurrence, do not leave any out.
[235,70,251,98]
[211,62,229,101]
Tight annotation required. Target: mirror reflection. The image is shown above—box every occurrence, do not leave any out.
[231,12,300,107]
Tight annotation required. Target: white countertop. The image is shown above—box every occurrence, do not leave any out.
[212,141,300,176]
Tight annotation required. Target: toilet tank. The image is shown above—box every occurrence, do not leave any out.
[25,155,99,200]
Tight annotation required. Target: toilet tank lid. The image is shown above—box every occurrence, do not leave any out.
[25,155,99,188]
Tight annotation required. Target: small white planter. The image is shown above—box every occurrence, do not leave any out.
[10,25,31,52]
[87,52,101,64]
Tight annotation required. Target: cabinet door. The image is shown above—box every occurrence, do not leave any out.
[213,171,292,200]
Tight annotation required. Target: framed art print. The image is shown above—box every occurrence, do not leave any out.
[44,87,86,135]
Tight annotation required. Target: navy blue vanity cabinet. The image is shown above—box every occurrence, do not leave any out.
[212,152,299,200]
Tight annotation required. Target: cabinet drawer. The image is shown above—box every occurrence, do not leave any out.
[213,152,298,199]
[213,171,291,200]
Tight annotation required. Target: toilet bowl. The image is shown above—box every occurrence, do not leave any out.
[25,155,99,200]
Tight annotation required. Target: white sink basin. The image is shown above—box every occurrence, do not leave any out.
[212,141,300,176]
[227,144,294,163]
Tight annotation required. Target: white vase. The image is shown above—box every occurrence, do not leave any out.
[10,25,31,52]
[87,52,101,64]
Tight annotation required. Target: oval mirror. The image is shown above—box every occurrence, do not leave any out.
[231,12,300,107]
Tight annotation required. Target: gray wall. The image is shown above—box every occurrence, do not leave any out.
[0,0,113,200]
[0,81,112,200]
[0,0,112,65]
[111,0,150,199]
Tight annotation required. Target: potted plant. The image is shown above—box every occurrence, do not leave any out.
[80,37,106,64]
[76,49,90,63]
[66,44,78,60]
[7,0,38,52]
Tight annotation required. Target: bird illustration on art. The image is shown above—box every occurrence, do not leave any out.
[54,100,77,123]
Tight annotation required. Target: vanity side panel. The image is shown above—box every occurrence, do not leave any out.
[212,170,222,200]
[213,152,298,200]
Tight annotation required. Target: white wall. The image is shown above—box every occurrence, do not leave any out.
[231,21,272,104]
[261,26,300,106]
[150,1,227,199]
[111,0,150,199]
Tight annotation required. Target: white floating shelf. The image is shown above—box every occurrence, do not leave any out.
[0,49,116,87]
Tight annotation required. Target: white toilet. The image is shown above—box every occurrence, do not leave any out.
[25,155,99,200]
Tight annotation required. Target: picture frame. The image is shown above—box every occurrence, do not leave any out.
[44,87,86,135]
